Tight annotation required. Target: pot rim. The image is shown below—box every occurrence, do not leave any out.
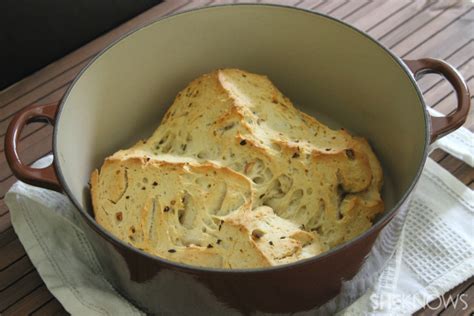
[53,3,430,274]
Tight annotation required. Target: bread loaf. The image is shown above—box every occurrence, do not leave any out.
[91,69,384,268]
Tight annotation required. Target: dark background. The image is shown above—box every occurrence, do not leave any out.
[0,0,163,90]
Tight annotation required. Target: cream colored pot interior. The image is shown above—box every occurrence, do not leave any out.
[56,5,427,217]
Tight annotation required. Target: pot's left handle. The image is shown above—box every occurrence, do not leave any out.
[5,102,62,192]
[404,58,471,143]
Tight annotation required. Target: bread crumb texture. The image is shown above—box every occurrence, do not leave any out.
[91,69,384,269]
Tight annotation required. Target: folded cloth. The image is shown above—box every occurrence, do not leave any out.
[340,158,473,315]
[428,107,474,167]
[5,128,473,315]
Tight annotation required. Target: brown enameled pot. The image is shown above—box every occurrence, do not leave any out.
[5,4,470,315]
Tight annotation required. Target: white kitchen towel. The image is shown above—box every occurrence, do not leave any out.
[341,158,473,315]
[428,107,474,167]
[4,128,473,315]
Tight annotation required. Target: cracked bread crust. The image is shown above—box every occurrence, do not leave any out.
[91,69,384,268]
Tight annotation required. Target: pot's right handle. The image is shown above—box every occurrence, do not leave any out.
[5,102,62,192]
[404,58,471,143]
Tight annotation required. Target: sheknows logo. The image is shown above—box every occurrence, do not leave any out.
[370,293,469,311]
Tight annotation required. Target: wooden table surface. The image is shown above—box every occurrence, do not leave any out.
[0,0,472,315]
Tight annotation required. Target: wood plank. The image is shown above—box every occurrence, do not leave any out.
[0,238,25,270]
[352,0,415,31]
[257,0,301,5]
[429,148,449,163]
[0,57,89,109]
[313,0,348,14]
[0,255,34,291]
[31,298,68,316]
[0,59,90,124]
[328,0,370,20]
[368,1,435,40]
[452,164,474,186]
[2,285,56,316]
[146,0,192,15]
[382,4,466,48]
[0,227,16,248]
[399,9,473,59]
[171,0,214,12]
[0,270,44,312]
[438,154,469,177]
[0,199,8,216]
[389,6,472,53]
[1,176,18,199]
[341,0,395,25]
[0,211,12,234]
[322,0,350,15]
[294,0,326,9]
